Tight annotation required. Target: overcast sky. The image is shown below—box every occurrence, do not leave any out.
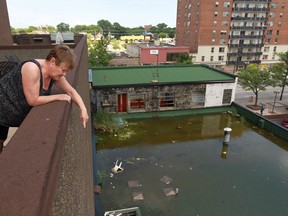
[6,0,177,28]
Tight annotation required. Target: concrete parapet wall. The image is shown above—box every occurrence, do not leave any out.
[0,37,94,216]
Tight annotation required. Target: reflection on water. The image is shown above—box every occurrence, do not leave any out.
[96,113,288,216]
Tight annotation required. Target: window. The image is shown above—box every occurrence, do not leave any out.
[220,30,227,35]
[276,30,280,35]
[160,92,174,108]
[219,47,225,52]
[280,13,283,17]
[212,39,216,44]
[218,56,224,61]
[267,30,273,35]
[281,3,285,8]
[222,21,228,26]
[211,47,215,53]
[210,56,214,61]
[271,3,277,8]
[215,1,219,7]
[264,47,270,52]
[278,22,282,27]
[275,38,278,43]
[101,94,112,106]
[201,56,205,61]
[224,2,230,7]
[268,21,274,27]
[270,12,276,17]
[262,55,268,60]
[214,11,218,17]
[273,46,277,52]
[191,85,205,106]
[213,30,216,34]
[130,94,145,111]
[220,39,226,44]
[266,38,271,44]
[213,21,217,26]
[223,12,229,17]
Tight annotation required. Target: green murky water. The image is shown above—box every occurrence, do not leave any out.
[96,113,288,216]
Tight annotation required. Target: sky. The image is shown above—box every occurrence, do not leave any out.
[6,0,177,29]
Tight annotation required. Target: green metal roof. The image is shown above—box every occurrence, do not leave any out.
[91,65,236,87]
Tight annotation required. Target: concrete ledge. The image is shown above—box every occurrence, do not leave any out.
[0,36,94,216]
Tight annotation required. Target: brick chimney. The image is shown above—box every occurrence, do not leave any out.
[0,0,13,46]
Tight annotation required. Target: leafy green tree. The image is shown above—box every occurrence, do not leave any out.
[238,64,272,106]
[156,23,168,32]
[88,36,114,67]
[97,19,113,36]
[112,22,127,39]
[158,32,167,38]
[176,53,192,64]
[57,22,70,32]
[46,25,56,32]
[27,26,37,33]
[269,51,288,100]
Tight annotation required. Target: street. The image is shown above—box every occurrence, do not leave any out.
[235,85,288,105]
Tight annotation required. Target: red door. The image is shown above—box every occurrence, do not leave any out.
[118,94,127,112]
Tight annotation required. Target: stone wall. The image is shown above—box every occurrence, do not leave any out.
[92,84,208,113]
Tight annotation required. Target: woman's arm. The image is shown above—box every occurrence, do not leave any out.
[55,77,89,128]
[22,62,71,106]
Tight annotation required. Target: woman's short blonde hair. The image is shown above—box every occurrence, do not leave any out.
[46,45,76,70]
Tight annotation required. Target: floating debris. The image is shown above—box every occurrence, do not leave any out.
[111,160,124,174]
[128,180,141,188]
[93,185,102,194]
[132,192,144,201]
[163,187,178,196]
[160,176,173,185]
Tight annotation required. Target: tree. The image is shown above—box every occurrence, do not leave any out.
[269,51,288,100]
[27,26,37,33]
[176,53,192,64]
[112,22,127,39]
[237,64,272,106]
[97,19,113,36]
[158,32,167,38]
[88,36,114,67]
[57,22,70,32]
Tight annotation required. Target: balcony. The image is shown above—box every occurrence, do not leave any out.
[227,60,261,65]
[233,0,271,2]
[229,43,264,48]
[230,34,265,39]
[231,16,267,21]
[0,36,94,216]
[230,26,267,30]
[233,7,270,12]
[227,51,263,57]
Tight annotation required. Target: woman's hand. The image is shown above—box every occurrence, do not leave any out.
[80,109,89,128]
[57,94,71,103]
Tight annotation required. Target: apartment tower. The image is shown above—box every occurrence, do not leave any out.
[176,0,288,72]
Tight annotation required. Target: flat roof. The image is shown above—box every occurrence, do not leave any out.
[91,65,237,88]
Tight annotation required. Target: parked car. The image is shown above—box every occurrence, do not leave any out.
[280,117,288,128]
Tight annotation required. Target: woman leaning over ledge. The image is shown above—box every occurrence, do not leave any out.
[0,45,89,153]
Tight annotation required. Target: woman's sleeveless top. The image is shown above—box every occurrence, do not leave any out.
[0,60,54,127]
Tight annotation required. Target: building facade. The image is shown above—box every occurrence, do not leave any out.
[176,0,288,72]
[90,65,237,114]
